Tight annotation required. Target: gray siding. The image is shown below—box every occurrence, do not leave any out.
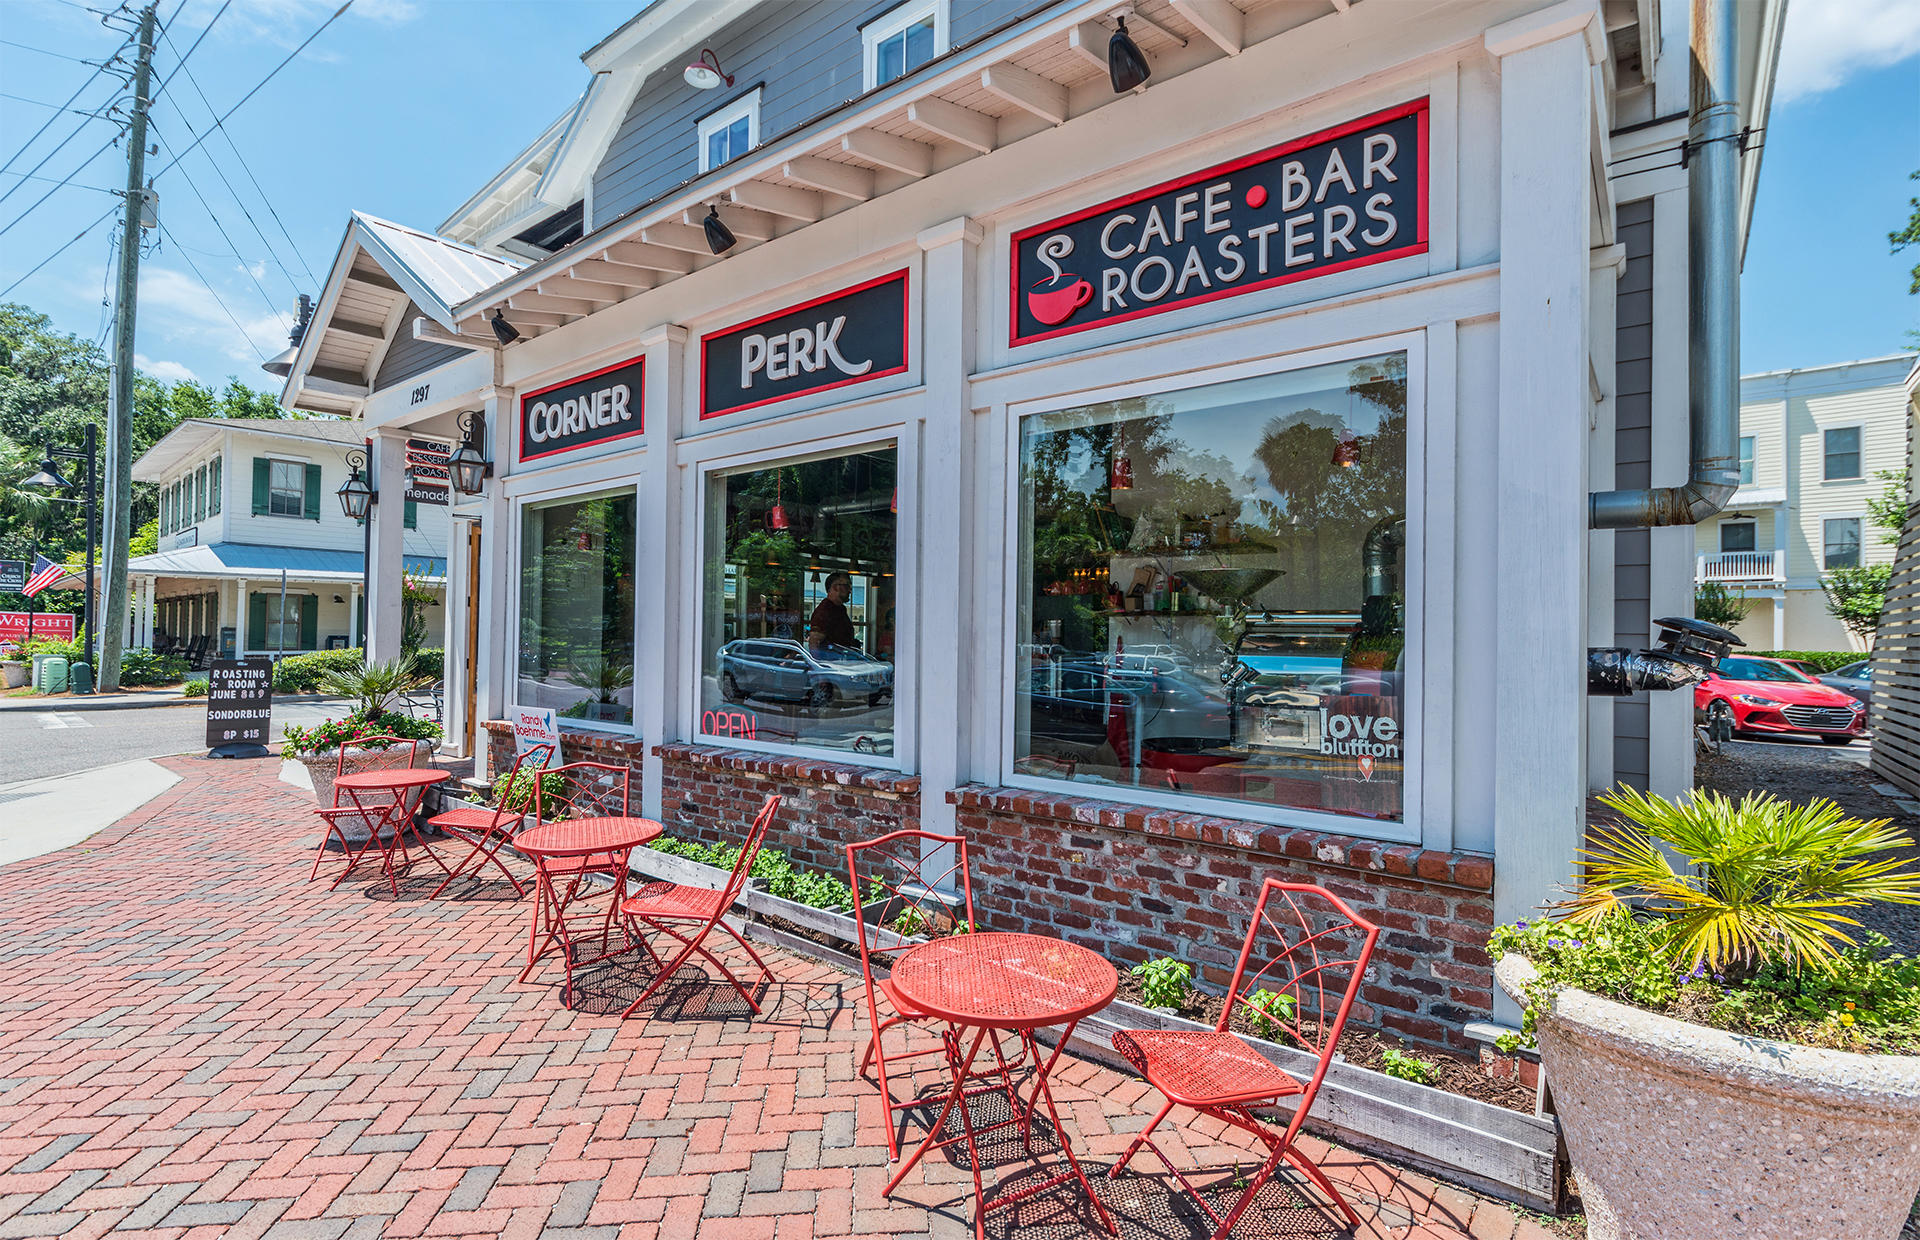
[373,301,468,391]
[592,0,1051,224]
[1611,197,1655,788]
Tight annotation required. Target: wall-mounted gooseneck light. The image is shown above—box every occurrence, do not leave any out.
[684,48,733,90]
[448,410,493,496]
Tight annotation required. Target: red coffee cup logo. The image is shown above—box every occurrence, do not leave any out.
[1026,234,1091,327]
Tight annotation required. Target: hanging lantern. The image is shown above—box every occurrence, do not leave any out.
[768,471,789,530]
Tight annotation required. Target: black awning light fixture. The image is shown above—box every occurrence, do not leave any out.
[702,204,737,255]
[490,309,521,346]
[338,448,375,523]
[1108,17,1151,93]
[448,410,493,496]
[684,48,733,90]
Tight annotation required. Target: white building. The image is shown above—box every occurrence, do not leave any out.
[274,0,1786,1048]
[127,417,450,660]
[1694,354,1916,653]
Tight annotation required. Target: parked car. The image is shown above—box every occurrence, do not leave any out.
[1022,661,1231,763]
[1694,655,1867,745]
[718,639,892,707]
[1817,659,1873,713]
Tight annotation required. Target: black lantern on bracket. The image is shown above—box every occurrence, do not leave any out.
[448,410,492,495]
[338,448,376,523]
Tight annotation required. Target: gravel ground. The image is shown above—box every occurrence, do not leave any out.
[1694,735,1920,956]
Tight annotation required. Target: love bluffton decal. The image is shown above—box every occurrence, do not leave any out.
[701,270,909,420]
[1009,99,1427,346]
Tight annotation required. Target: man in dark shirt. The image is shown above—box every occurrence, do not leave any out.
[807,571,858,652]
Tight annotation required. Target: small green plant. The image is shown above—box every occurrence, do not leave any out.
[180,678,209,698]
[1131,956,1193,1010]
[1493,1031,1526,1055]
[281,711,441,757]
[889,903,931,938]
[493,765,568,817]
[1378,1046,1438,1085]
[1243,988,1296,1040]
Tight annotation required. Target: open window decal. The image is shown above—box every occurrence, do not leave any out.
[700,270,910,420]
[1009,99,1428,346]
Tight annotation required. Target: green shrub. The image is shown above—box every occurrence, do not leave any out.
[1743,650,1860,674]
[1243,988,1297,1041]
[118,648,190,686]
[181,678,209,698]
[16,638,84,662]
[281,711,440,756]
[493,765,568,816]
[413,647,444,672]
[1131,957,1193,1009]
[273,649,364,694]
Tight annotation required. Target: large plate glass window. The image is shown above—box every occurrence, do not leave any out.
[517,491,636,728]
[699,445,897,755]
[1014,353,1408,822]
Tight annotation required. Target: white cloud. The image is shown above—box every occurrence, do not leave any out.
[137,265,292,368]
[135,355,200,384]
[1775,0,1920,102]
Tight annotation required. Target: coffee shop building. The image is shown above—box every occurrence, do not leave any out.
[277,0,1785,1048]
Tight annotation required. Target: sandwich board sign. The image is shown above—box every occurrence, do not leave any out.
[206,657,273,758]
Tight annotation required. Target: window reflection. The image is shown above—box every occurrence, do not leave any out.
[1014,354,1408,821]
[517,492,636,727]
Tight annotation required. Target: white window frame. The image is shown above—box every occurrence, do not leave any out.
[697,87,761,174]
[1823,424,1863,482]
[685,421,917,772]
[1719,518,1757,554]
[862,0,948,91]
[1822,514,1864,570]
[999,331,1427,846]
[266,458,306,519]
[1737,435,1754,486]
[507,482,643,736]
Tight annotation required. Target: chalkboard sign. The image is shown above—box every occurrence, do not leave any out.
[206,656,274,758]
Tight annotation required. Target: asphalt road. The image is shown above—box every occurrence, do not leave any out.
[0,698,346,784]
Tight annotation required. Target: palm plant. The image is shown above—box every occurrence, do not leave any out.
[0,433,54,525]
[1558,786,1920,975]
[319,654,429,719]
[565,652,633,703]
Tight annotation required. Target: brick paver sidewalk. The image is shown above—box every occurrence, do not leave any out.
[0,757,1559,1240]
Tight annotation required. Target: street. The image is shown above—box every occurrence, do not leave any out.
[0,698,345,784]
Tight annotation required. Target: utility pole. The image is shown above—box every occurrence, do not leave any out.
[98,0,157,691]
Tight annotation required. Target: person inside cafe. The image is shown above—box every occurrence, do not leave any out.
[807,571,858,653]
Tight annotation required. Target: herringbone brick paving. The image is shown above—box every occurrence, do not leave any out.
[0,757,1558,1240]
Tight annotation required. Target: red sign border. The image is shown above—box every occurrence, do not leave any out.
[1008,98,1430,348]
[698,268,912,421]
[518,353,647,463]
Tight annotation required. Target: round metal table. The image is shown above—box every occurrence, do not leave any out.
[514,816,663,1006]
[327,768,449,894]
[884,932,1117,1237]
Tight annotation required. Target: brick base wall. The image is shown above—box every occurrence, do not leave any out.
[481,721,647,781]
[652,744,920,879]
[950,785,1495,1054]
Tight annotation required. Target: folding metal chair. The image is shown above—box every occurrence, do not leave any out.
[845,829,1027,1160]
[308,732,428,890]
[427,742,554,898]
[617,794,780,1018]
[1109,880,1381,1238]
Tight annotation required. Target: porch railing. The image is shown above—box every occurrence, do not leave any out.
[1696,549,1784,583]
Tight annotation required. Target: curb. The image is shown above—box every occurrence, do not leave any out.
[0,692,350,714]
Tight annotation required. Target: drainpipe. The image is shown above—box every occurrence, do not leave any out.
[1589,0,1742,530]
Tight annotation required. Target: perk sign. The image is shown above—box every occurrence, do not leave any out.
[405,437,451,506]
[205,656,274,750]
[701,270,910,419]
[519,356,645,463]
[1010,99,1427,345]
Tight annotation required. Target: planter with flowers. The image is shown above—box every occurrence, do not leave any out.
[1493,786,1920,1240]
[282,655,442,843]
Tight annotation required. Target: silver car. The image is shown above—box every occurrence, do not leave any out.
[1818,659,1872,714]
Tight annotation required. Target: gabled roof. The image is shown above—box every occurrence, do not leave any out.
[134,417,363,482]
[277,213,522,417]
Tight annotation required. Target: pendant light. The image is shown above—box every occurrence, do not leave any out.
[1108,18,1151,93]
[702,205,737,255]
[1110,424,1133,490]
[768,471,789,530]
[1332,429,1361,468]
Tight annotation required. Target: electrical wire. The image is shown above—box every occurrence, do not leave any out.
[0,37,114,66]
[0,169,121,195]
[149,120,288,316]
[0,129,124,239]
[0,202,118,300]
[0,89,124,120]
[156,218,270,357]
[0,22,134,189]
[150,0,230,102]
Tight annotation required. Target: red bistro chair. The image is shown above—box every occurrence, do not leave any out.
[309,732,428,891]
[617,795,780,1019]
[845,829,1027,1161]
[1109,880,1381,1238]
[427,742,555,898]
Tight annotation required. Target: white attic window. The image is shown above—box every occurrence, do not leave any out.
[698,87,761,173]
[864,0,947,91]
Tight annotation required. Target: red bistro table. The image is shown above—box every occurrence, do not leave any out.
[514,816,662,1006]
[884,931,1118,1238]
[329,768,450,895]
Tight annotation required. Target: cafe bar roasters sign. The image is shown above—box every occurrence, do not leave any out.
[519,356,644,462]
[1010,99,1428,346]
[701,270,909,419]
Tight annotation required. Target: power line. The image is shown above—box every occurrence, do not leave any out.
[0,202,118,300]
[0,169,121,195]
[156,218,269,357]
[149,120,288,315]
[0,129,124,240]
[150,0,229,100]
[0,37,115,66]
[0,89,124,120]
[0,18,134,184]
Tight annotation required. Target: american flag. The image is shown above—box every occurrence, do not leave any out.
[22,554,64,598]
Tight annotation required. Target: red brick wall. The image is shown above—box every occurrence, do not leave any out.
[481,721,647,784]
[950,785,1495,1053]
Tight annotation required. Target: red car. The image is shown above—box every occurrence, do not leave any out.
[1695,655,1867,745]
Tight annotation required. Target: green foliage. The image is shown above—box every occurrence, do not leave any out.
[1892,168,1920,296]
[281,710,440,756]
[272,649,364,694]
[647,835,857,912]
[180,678,209,698]
[1378,1046,1438,1085]
[16,637,84,661]
[1821,564,1892,639]
[1693,581,1752,629]
[1493,1031,1526,1055]
[117,648,190,686]
[318,654,429,718]
[1742,650,1861,675]
[565,651,633,702]
[492,764,567,816]
[400,573,435,656]
[1868,469,1907,545]
[1131,956,1193,1009]
[1243,988,1296,1041]
[129,518,157,557]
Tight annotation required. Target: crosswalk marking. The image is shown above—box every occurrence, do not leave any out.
[41,713,92,729]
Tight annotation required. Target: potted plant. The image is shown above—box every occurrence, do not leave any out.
[1492,786,1920,1240]
[282,655,442,841]
[564,653,633,722]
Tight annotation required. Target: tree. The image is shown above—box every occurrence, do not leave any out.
[1694,580,1752,628]
[1821,564,1892,643]
[1868,468,1908,545]
[1893,170,1920,348]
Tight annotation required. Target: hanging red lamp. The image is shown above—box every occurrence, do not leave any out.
[768,472,789,530]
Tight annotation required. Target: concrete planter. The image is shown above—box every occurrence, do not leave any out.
[293,740,438,843]
[1496,954,1920,1240]
[1,661,27,689]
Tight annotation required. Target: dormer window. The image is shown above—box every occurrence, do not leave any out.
[698,87,760,173]
[864,0,945,90]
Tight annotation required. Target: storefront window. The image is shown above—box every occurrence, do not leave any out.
[517,492,636,727]
[1014,353,1408,822]
[699,445,897,756]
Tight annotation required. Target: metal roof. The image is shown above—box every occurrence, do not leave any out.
[354,213,522,311]
[125,542,445,583]
[133,417,362,482]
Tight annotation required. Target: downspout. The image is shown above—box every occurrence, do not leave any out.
[1588,0,1742,530]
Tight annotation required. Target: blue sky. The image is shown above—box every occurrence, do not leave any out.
[0,0,1915,390]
